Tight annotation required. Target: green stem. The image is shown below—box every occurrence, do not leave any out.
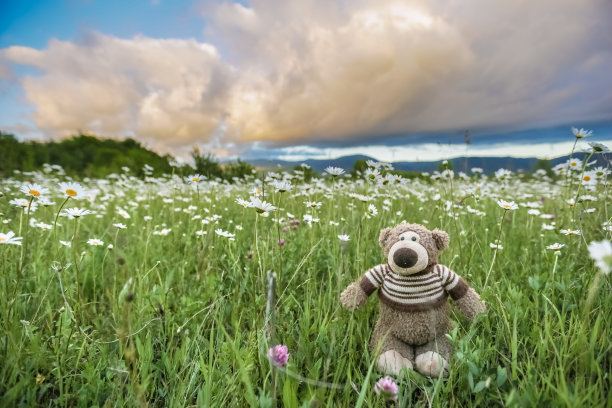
[72,218,81,303]
[54,196,70,242]
[484,210,507,287]
[18,196,34,276]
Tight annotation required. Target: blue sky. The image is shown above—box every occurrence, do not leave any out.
[1,0,611,162]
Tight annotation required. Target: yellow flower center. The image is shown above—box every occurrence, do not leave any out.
[504,204,510,208]
[192,177,199,181]
[584,176,591,181]
[29,189,41,197]
[570,163,577,166]
[576,135,583,138]
[0,237,5,242]
[66,189,77,197]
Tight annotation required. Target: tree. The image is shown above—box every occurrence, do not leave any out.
[191,148,223,179]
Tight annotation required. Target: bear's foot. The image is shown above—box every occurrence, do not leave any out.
[377,350,413,376]
[415,351,449,378]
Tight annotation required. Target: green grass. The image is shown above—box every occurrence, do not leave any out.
[0,165,611,407]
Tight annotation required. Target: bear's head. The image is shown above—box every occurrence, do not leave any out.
[379,223,450,275]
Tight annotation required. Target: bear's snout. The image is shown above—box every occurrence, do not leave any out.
[393,247,418,268]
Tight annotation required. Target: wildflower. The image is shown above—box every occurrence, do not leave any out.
[0,231,23,245]
[566,198,576,207]
[586,142,610,153]
[251,197,276,213]
[560,229,581,235]
[497,199,519,210]
[528,209,541,216]
[196,230,207,236]
[107,244,114,249]
[62,208,92,218]
[10,198,38,212]
[278,239,286,247]
[495,168,512,180]
[567,158,582,170]
[153,228,172,236]
[490,242,504,250]
[268,345,289,367]
[471,167,483,174]
[441,169,454,180]
[304,200,322,208]
[350,193,372,202]
[588,240,612,274]
[59,240,71,247]
[374,376,399,402]
[338,234,350,242]
[87,238,104,246]
[187,174,204,183]
[572,127,592,139]
[364,168,380,181]
[113,223,127,229]
[368,204,378,216]
[325,166,345,177]
[546,243,565,250]
[35,222,52,230]
[542,223,555,231]
[20,183,49,199]
[215,229,235,239]
[58,182,87,200]
[236,198,252,208]
[271,180,293,193]
[117,207,131,219]
[581,172,597,185]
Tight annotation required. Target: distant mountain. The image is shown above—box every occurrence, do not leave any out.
[247,152,610,174]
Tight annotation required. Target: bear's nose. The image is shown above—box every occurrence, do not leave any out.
[393,247,418,268]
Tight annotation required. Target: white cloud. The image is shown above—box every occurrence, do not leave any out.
[1,0,610,154]
[2,35,231,152]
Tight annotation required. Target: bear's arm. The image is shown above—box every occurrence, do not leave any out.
[435,264,486,320]
[340,264,387,311]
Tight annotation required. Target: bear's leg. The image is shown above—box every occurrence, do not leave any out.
[414,336,453,378]
[370,325,414,376]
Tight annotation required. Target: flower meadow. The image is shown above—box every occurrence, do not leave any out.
[1,136,611,407]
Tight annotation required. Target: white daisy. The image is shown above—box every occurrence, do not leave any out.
[251,197,276,213]
[62,208,92,218]
[0,231,23,245]
[58,182,87,200]
[325,166,345,177]
[20,183,49,199]
[572,127,592,139]
[497,199,519,210]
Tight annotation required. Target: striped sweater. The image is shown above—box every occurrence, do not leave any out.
[359,264,469,312]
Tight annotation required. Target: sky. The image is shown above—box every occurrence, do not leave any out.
[1,0,611,163]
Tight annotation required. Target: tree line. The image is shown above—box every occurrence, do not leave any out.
[0,132,255,181]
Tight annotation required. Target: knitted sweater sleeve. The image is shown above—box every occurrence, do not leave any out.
[359,264,388,296]
[435,264,469,300]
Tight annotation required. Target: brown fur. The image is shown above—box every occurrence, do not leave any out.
[341,223,486,377]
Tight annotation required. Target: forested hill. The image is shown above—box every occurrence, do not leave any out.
[0,132,173,177]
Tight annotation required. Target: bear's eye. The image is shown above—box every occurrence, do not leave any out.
[400,236,405,241]
[411,236,417,241]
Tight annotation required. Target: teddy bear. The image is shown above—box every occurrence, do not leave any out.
[340,223,486,377]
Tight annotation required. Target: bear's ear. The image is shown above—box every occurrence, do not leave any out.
[379,227,393,249]
[432,229,450,251]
